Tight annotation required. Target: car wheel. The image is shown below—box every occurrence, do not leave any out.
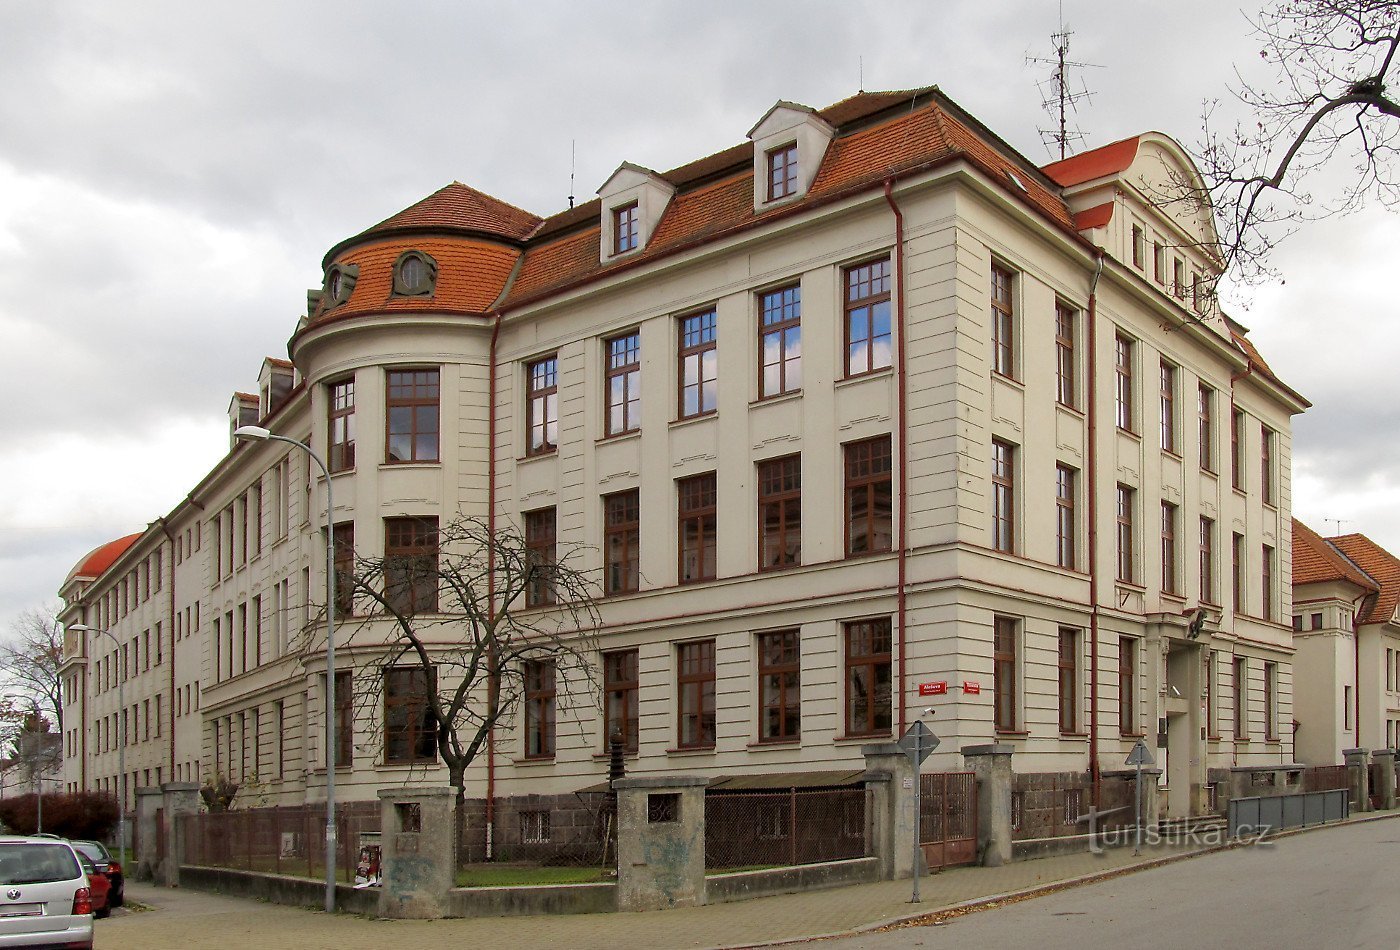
[95,904,111,919]
[110,892,123,907]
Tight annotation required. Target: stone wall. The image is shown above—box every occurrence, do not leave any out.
[458,791,612,865]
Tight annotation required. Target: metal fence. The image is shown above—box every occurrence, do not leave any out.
[178,802,381,883]
[704,787,867,871]
[1227,789,1349,837]
[1302,765,1349,794]
[463,792,616,870]
[919,772,978,869]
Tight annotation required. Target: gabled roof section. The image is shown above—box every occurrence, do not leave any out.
[1327,534,1400,625]
[325,183,543,265]
[1293,519,1378,592]
[1042,136,1142,187]
[65,533,142,586]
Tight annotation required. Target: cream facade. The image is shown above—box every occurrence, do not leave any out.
[59,87,1306,828]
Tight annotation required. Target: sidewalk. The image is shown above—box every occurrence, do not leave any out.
[101,815,1396,950]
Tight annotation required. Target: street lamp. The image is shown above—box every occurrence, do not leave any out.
[234,424,339,913]
[67,624,125,865]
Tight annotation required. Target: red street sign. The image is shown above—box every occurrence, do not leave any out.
[961,681,981,694]
[918,681,948,696]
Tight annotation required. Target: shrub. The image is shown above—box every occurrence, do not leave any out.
[0,791,119,840]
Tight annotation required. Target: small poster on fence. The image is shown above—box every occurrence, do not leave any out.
[355,833,382,888]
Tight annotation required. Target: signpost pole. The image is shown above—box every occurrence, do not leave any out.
[911,731,922,904]
[1134,756,1143,856]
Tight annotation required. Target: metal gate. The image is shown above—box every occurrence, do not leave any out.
[919,772,978,869]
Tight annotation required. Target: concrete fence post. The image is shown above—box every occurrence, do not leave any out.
[133,788,162,882]
[613,776,708,911]
[961,744,1013,867]
[376,787,456,919]
[160,782,201,887]
[1344,748,1372,812]
[862,743,916,880]
[1372,750,1396,811]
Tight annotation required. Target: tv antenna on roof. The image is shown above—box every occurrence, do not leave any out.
[1027,3,1101,160]
[568,139,576,210]
[1325,518,1351,536]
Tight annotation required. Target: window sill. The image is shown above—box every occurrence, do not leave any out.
[1161,592,1186,603]
[1116,427,1141,441]
[1201,467,1218,479]
[991,371,1022,388]
[591,750,639,761]
[1116,580,1147,593]
[376,760,440,770]
[511,755,556,767]
[834,733,891,744]
[665,746,716,756]
[1120,731,1147,739]
[378,461,442,471]
[596,429,641,445]
[671,410,717,428]
[518,447,558,463]
[1055,401,1084,419]
[751,389,803,408]
[747,738,801,749]
[1162,449,1183,461]
[1059,731,1089,738]
[995,730,1029,738]
[835,367,894,389]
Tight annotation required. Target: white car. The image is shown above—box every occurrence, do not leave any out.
[0,836,94,949]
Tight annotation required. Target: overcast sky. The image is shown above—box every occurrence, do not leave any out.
[1,0,1394,634]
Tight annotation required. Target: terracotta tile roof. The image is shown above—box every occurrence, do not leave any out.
[1073,201,1114,230]
[1292,519,1378,591]
[317,237,521,323]
[66,533,142,585]
[1327,534,1400,625]
[339,182,542,255]
[1042,136,1142,187]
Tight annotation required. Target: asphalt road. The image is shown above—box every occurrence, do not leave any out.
[825,819,1400,950]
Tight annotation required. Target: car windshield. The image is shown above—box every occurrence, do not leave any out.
[0,843,81,884]
[72,843,106,864]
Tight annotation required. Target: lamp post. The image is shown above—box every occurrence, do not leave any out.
[67,624,124,864]
[234,424,339,913]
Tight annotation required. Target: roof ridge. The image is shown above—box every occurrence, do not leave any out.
[1323,537,1382,589]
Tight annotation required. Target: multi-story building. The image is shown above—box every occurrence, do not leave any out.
[1292,519,1400,763]
[58,84,1306,837]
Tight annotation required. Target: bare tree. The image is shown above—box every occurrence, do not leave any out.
[337,516,601,847]
[1195,0,1400,283]
[0,605,64,734]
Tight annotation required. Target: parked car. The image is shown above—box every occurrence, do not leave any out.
[0,835,94,949]
[68,841,123,908]
[82,861,111,920]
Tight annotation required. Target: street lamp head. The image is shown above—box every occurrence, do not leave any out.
[68,624,94,633]
[234,425,271,442]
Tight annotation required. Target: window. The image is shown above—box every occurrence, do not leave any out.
[604,649,639,753]
[1233,657,1247,738]
[1231,407,1245,490]
[524,508,556,607]
[1264,661,1278,740]
[1260,425,1275,505]
[1311,612,1323,630]
[605,332,641,436]
[1173,258,1185,298]
[1159,361,1177,453]
[1344,684,1353,730]
[759,285,801,398]
[523,659,556,758]
[1119,637,1137,734]
[392,250,436,296]
[604,490,640,595]
[758,455,801,571]
[677,473,717,583]
[385,369,439,463]
[332,522,354,617]
[526,356,558,455]
[845,619,892,737]
[994,616,1018,732]
[1116,485,1135,583]
[333,669,352,768]
[384,517,438,615]
[678,310,718,418]
[1205,651,1219,738]
[844,258,892,376]
[758,630,800,742]
[1161,502,1178,594]
[990,265,1015,378]
[844,436,893,556]
[1055,464,1076,570]
[1132,225,1145,268]
[384,668,436,764]
[1153,242,1165,283]
[766,142,798,200]
[1192,272,1204,312]
[1232,531,1245,613]
[1115,335,1134,431]
[1059,628,1079,733]
[1055,302,1076,408]
[1262,544,1275,621]
[1200,517,1216,604]
[328,378,355,473]
[992,440,1016,553]
[612,202,639,255]
[520,810,551,844]
[677,640,716,749]
[1198,384,1214,471]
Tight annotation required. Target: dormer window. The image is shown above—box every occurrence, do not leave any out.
[323,263,359,309]
[767,143,798,201]
[613,202,639,255]
[392,250,437,297]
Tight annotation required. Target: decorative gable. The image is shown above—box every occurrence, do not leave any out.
[597,162,676,264]
[747,101,834,211]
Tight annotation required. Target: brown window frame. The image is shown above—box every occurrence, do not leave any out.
[758,454,801,571]
[676,640,716,749]
[1161,501,1178,595]
[333,669,352,768]
[1153,242,1165,283]
[844,436,893,557]
[1132,225,1145,268]
[1198,383,1214,472]
[1055,463,1076,570]
[994,616,1018,732]
[524,507,557,607]
[766,142,799,201]
[843,257,892,377]
[612,202,639,255]
[1116,485,1135,583]
[677,472,717,584]
[523,658,556,759]
[1264,661,1278,741]
[1231,407,1244,490]
[604,331,641,437]
[757,629,800,743]
[677,309,718,419]
[1058,627,1079,733]
[1114,335,1134,432]
[1260,425,1275,506]
[526,355,558,456]
[759,284,801,398]
[385,368,440,464]
[1261,544,1275,622]
[990,264,1015,379]
[1119,637,1137,734]
[1200,517,1217,605]
[844,618,893,737]
[1232,531,1245,613]
[1233,656,1247,739]
[328,377,355,473]
[603,648,639,753]
[1055,302,1076,408]
[384,666,437,765]
[1159,361,1177,454]
[384,516,439,616]
[603,490,640,595]
[332,522,355,618]
[992,440,1015,553]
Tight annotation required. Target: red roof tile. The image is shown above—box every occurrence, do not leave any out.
[1292,519,1378,592]
[336,182,542,259]
[317,237,521,323]
[66,534,141,585]
[1041,136,1141,187]
[1327,534,1400,625]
